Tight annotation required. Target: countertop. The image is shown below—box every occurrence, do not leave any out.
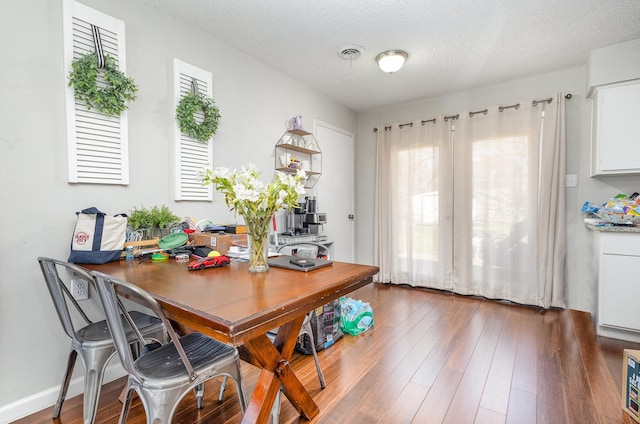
[585,223,640,233]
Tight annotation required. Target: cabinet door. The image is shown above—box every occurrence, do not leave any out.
[599,253,640,331]
[592,81,640,175]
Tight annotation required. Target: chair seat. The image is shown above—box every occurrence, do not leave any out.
[135,332,238,385]
[77,311,163,343]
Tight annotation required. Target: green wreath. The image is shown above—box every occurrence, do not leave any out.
[68,53,138,116]
[176,91,221,142]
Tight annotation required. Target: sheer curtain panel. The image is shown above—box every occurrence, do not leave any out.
[375,119,452,290]
[374,95,566,308]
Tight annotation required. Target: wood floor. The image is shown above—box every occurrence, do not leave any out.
[14,283,640,424]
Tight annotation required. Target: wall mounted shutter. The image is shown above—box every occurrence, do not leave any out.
[173,59,214,201]
[63,0,129,184]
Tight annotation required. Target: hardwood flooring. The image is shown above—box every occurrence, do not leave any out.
[13,283,640,423]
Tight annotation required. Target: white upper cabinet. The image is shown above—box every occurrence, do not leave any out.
[590,80,640,176]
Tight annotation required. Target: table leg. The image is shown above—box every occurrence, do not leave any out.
[240,316,320,424]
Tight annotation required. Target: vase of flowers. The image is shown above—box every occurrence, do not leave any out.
[201,163,306,272]
[245,218,271,272]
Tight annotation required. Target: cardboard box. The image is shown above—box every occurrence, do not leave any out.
[623,349,640,423]
[189,232,232,254]
[228,233,248,247]
[189,232,247,254]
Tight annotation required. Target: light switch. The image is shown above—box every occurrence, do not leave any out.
[565,174,578,187]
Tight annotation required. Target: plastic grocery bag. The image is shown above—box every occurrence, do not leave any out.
[339,297,374,336]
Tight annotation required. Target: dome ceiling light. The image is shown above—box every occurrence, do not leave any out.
[376,50,408,74]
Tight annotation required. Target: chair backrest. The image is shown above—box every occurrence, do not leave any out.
[38,257,96,341]
[276,242,331,260]
[91,271,196,380]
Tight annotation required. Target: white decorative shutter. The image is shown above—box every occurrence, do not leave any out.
[172,59,214,201]
[63,0,129,184]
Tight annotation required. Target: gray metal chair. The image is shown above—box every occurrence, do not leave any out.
[91,270,247,424]
[37,257,165,424]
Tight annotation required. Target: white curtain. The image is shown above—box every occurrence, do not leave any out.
[374,94,566,308]
[537,94,566,308]
[375,119,452,290]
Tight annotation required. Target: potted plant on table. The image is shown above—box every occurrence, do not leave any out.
[128,205,181,240]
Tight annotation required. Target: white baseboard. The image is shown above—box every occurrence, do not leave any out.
[0,362,127,423]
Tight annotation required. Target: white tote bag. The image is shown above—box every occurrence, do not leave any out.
[68,207,127,264]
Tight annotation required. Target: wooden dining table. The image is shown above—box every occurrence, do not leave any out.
[83,257,378,424]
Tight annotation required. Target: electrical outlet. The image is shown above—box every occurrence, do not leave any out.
[71,279,89,301]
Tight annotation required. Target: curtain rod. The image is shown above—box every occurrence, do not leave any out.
[373,93,573,131]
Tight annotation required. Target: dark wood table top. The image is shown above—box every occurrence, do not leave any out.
[83,258,379,346]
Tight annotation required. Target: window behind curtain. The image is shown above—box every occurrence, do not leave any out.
[453,106,541,304]
[471,135,529,268]
[375,99,566,307]
[378,120,452,290]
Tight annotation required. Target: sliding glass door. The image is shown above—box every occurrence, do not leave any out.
[452,106,540,305]
[375,119,452,290]
[375,95,566,307]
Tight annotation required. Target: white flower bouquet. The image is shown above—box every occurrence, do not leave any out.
[201,163,306,271]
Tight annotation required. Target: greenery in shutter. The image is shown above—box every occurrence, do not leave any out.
[68,52,138,116]
[176,91,221,143]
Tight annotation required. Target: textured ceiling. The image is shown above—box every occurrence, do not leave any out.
[140,0,640,112]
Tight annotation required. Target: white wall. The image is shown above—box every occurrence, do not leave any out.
[588,38,640,92]
[355,65,640,315]
[0,0,356,419]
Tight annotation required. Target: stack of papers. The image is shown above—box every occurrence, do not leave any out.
[226,247,281,261]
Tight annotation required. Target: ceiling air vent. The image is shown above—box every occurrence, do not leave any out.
[338,44,365,64]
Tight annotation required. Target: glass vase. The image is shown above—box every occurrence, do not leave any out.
[246,216,271,273]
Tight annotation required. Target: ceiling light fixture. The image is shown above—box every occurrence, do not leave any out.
[375,50,408,74]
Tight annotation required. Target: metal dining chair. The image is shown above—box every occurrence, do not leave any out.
[91,270,248,424]
[37,257,165,424]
